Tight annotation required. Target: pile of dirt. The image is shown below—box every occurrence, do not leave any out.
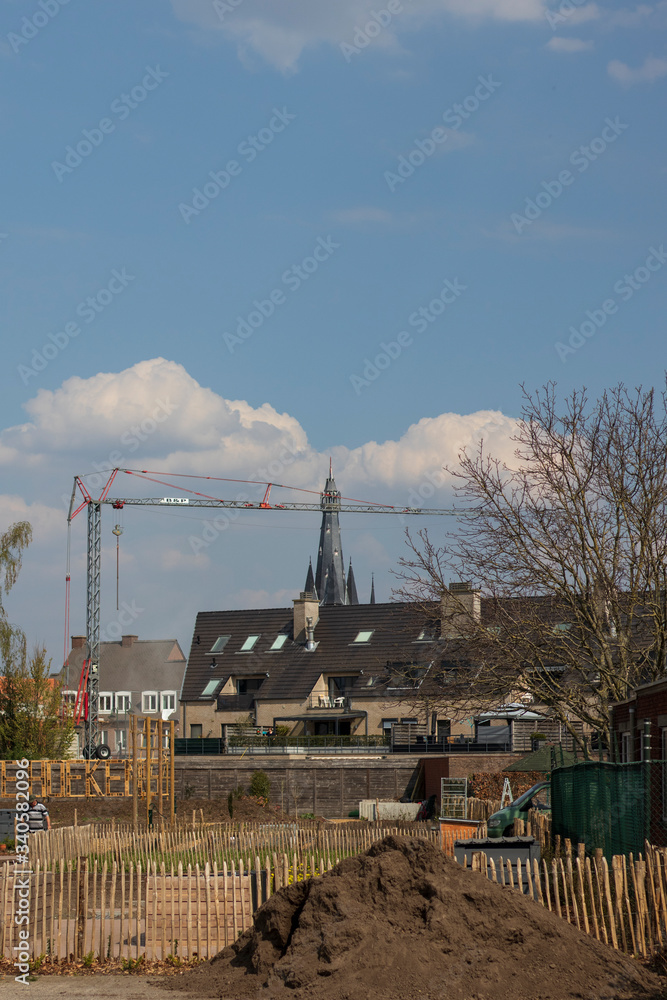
[173,836,666,1000]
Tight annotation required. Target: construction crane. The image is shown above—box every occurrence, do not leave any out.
[66,467,463,759]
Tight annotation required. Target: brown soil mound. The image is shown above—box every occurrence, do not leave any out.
[173,835,666,1000]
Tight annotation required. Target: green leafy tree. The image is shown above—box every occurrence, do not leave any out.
[0,521,74,759]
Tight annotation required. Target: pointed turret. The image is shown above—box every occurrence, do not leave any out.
[346,559,359,605]
[315,465,347,605]
[303,559,317,599]
[370,574,376,604]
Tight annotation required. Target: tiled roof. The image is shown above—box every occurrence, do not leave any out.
[63,639,186,694]
[182,602,434,703]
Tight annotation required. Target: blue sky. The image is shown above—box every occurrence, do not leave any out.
[1,0,666,665]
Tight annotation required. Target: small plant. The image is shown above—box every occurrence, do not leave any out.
[531,732,547,741]
[121,955,145,973]
[28,953,46,973]
[83,950,95,968]
[249,769,270,800]
[183,784,195,800]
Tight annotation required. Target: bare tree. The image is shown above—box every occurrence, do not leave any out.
[394,382,667,744]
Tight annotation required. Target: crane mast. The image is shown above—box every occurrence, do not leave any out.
[67,468,461,759]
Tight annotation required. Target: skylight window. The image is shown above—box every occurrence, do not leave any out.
[416,630,434,641]
[269,634,288,651]
[240,635,260,651]
[210,636,230,653]
[352,630,374,644]
[552,623,572,633]
[201,680,221,697]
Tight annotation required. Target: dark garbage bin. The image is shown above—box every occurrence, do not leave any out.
[455,836,541,894]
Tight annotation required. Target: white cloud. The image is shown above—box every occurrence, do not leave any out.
[0,496,63,544]
[172,0,546,71]
[546,36,593,52]
[608,54,667,83]
[2,358,520,661]
[2,357,517,496]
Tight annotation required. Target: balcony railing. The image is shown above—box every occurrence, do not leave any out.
[307,695,350,710]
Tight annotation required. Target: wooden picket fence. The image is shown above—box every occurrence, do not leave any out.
[0,821,441,962]
[465,840,667,959]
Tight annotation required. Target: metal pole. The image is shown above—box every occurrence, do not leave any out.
[84,501,101,758]
[643,719,652,847]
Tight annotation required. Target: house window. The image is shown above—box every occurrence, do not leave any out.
[201,680,221,697]
[116,692,132,714]
[161,691,176,713]
[621,731,632,763]
[381,718,398,734]
[269,634,288,651]
[328,676,355,701]
[99,693,113,713]
[99,730,109,746]
[210,636,230,653]
[239,635,260,652]
[237,677,264,695]
[190,724,203,739]
[116,730,128,752]
[352,630,373,644]
[63,690,76,706]
[142,691,158,713]
[401,717,418,724]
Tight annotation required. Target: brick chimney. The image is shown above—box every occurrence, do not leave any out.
[121,635,138,648]
[441,581,481,637]
[293,593,319,645]
[71,635,86,650]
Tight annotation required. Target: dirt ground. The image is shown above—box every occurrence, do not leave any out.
[0,974,207,1000]
[0,795,297,828]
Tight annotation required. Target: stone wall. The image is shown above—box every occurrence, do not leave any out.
[173,752,522,818]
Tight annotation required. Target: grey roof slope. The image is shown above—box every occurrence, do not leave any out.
[64,639,186,692]
[183,602,432,703]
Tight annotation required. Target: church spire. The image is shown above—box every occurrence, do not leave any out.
[370,573,376,604]
[304,558,317,598]
[346,559,359,605]
[315,465,347,605]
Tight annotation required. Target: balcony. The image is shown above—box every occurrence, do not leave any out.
[216,693,256,712]
[308,694,350,710]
